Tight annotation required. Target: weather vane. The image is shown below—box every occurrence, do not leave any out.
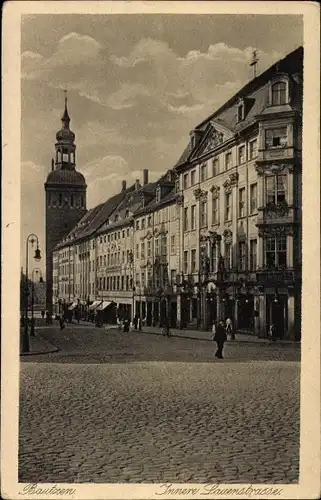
[250,49,259,78]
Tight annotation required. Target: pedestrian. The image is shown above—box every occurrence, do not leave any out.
[46,310,50,324]
[212,320,216,339]
[214,320,227,359]
[59,314,65,331]
[137,316,141,331]
[269,323,277,342]
[123,318,130,333]
[41,310,45,319]
[133,315,138,330]
[226,317,234,340]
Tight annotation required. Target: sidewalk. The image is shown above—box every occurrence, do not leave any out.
[20,331,59,356]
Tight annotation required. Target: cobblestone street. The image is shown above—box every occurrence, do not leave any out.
[19,325,300,484]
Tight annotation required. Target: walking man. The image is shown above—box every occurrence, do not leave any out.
[214,320,227,359]
[226,317,234,340]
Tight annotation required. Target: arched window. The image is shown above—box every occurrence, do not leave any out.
[272,81,287,106]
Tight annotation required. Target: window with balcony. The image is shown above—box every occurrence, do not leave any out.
[212,196,219,225]
[183,251,189,274]
[191,249,197,273]
[250,183,257,213]
[225,193,232,221]
[265,175,287,204]
[212,157,219,176]
[183,173,189,189]
[191,204,196,230]
[200,163,207,182]
[224,243,232,270]
[183,207,189,232]
[238,145,246,164]
[265,127,287,149]
[238,242,247,271]
[171,235,176,254]
[225,152,232,170]
[265,235,287,268]
[239,187,245,217]
[271,81,287,106]
[191,170,196,186]
[249,139,258,160]
[200,200,208,227]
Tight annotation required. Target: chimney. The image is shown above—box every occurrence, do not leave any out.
[135,179,141,190]
[143,169,149,185]
[121,180,126,191]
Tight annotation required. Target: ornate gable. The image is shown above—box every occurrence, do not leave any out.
[192,120,234,159]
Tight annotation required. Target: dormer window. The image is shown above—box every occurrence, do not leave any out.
[156,187,161,203]
[237,103,244,122]
[272,81,287,105]
[125,209,129,218]
[114,214,119,222]
[190,135,195,149]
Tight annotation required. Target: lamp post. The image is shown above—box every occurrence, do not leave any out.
[30,268,43,336]
[23,234,42,352]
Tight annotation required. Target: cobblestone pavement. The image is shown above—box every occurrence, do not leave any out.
[19,326,300,484]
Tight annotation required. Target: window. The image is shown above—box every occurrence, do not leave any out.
[212,196,219,225]
[147,240,152,258]
[141,242,145,259]
[147,215,152,227]
[191,249,196,273]
[171,235,176,254]
[170,269,177,285]
[183,173,189,189]
[211,245,217,273]
[107,253,110,266]
[156,187,161,203]
[200,200,208,227]
[141,218,145,229]
[265,175,287,204]
[107,235,110,242]
[249,239,257,271]
[249,139,258,160]
[141,271,146,288]
[136,220,140,230]
[200,163,207,182]
[155,238,160,256]
[121,275,124,290]
[183,207,189,232]
[224,243,232,270]
[265,236,287,268]
[136,244,139,259]
[122,230,125,238]
[127,228,130,237]
[103,277,106,289]
[238,242,247,271]
[250,183,257,213]
[191,205,196,230]
[122,251,125,262]
[238,145,246,164]
[238,103,244,122]
[117,276,120,290]
[265,128,287,149]
[225,152,232,170]
[175,179,180,193]
[239,188,245,217]
[225,193,232,221]
[115,214,119,222]
[126,275,129,290]
[212,157,219,176]
[272,81,287,106]
[191,170,196,186]
[99,256,102,266]
[103,255,106,266]
[125,210,129,218]
[183,251,188,274]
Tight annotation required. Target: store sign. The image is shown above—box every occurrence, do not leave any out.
[256,270,294,284]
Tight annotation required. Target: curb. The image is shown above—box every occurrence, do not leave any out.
[20,333,59,356]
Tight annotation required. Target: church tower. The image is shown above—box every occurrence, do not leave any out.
[44,92,87,312]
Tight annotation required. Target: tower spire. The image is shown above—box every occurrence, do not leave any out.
[61,88,70,127]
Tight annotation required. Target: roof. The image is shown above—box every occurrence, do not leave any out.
[45,169,86,186]
[174,46,303,168]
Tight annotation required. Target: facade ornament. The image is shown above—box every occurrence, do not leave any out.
[229,172,239,185]
[263,200,290,218]
[176,193,184,206]
[223,228,233,243]
[193,188,208,201]
[223,179,232,193]
[146,230,153,240]
[258,225,293,237]
[210,185,220,198]
[203,127,224,153]
[153,228,159,237]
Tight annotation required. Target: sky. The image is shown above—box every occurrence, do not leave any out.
[21,14,303,273]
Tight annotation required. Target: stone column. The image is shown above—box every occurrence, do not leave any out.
[287,294,295,340]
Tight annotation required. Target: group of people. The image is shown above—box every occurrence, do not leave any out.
[117,315,145,333]
[212,317,234,359]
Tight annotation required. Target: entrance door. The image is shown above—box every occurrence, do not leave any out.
[238,298,254,330]
[170,301,177,328]
[266,295,286,338]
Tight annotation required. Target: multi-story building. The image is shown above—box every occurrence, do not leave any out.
[50,46,302,340]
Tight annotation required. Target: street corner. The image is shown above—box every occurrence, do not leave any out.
[20,333,59,356]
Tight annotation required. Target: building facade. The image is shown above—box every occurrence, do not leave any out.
[50,47,302,340]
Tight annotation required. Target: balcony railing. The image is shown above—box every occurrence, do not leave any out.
[257,146,295,163]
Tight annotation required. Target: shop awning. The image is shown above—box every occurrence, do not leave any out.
[88,301,102,311]
[96,301,112,311]
[68,302,78,311]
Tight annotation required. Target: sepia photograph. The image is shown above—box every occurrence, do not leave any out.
[1,1,320,499]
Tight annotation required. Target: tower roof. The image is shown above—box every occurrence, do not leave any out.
[56,91,75,143]
[45,169,86,186]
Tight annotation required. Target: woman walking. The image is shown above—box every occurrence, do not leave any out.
[214,320,227,359]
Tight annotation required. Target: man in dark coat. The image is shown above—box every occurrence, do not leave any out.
[214,320,227,359]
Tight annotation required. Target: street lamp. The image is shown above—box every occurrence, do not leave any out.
[30,268,43,336]
[22,234,42,353]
